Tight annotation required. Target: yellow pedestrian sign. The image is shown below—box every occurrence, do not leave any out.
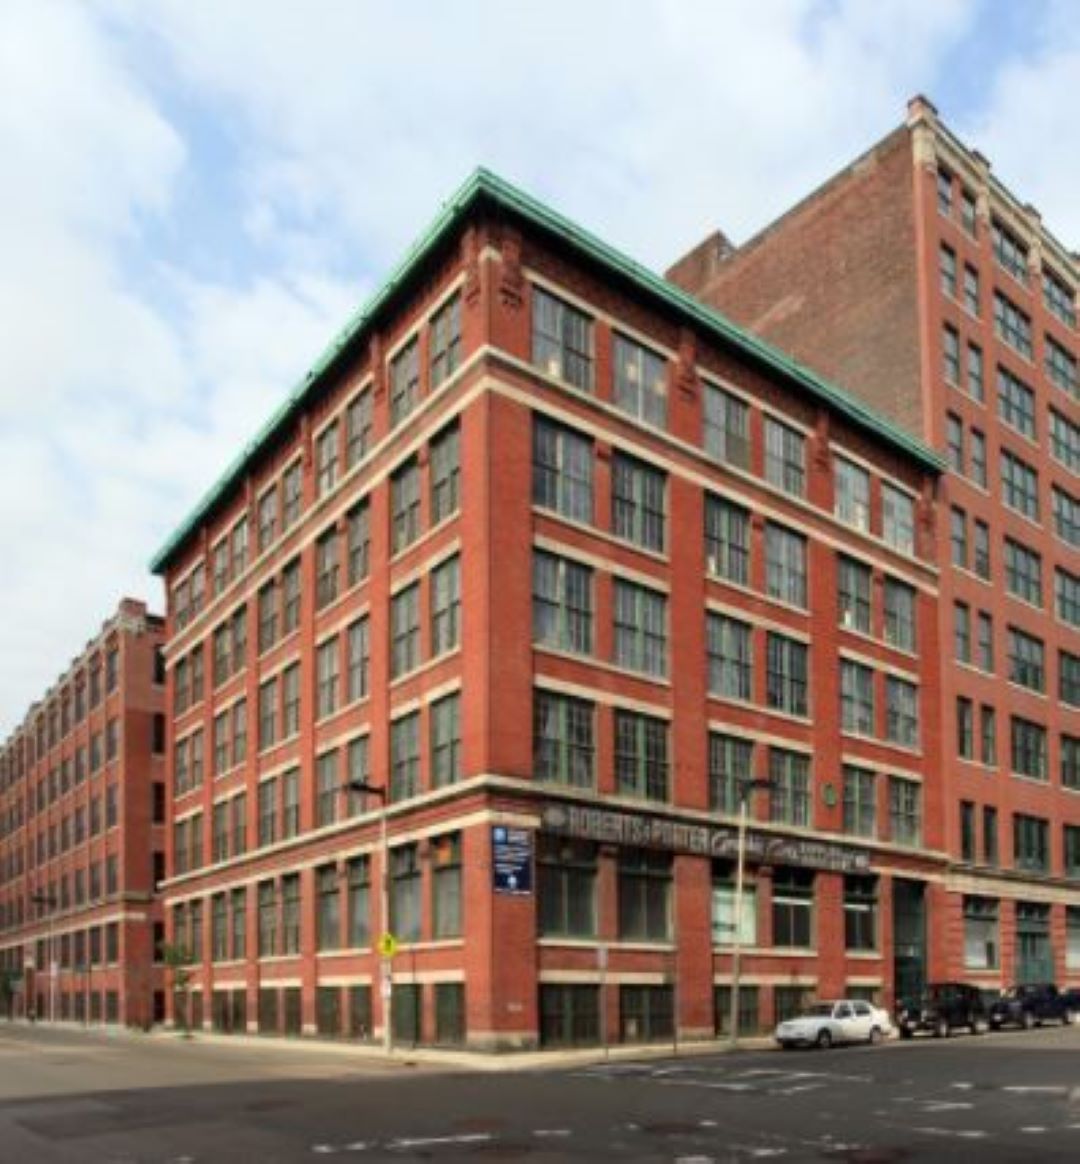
[377,932,398,959]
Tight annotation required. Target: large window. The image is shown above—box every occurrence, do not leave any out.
[389,845,421,941]
[997,366,1036,438]
[346,500,370,587]
[835,458,870,530]
[532,551,592,654]
[885,677,919,748]
[765,523,807,608]
[613,333,667,427]
[772,868,814,948]
[888,777,921,846]
[533,690,594,788]
[1010,717,1047,780]
[390,459,421,553]
[316,865,340,951]
[346,856,370,948]
[431,555,461,656]
[346,390,372,468]
[1051,409,1080,472]
[617,849,671,940]
[430,424,460,524]
[389,337,420,429]
[316,637,339,719]
[612,453,665,551]
[703,383,750,468]
[532,287,593,389]
[765,632,808,717]
[1007,627,1045,692]
[882,484,915,554]
[842,765,876,838]
[1058,568,1080,627]
[708,733,753,815]
[429,294,462,388]
[1013,813,1049,873]
[614,710,669,801]
[390,713,420,802]
[1001,449,1039,520]
[963,897,999,969]
[390,584,420,679]
[704,495,750,584]
[764,417,806,497]
[613,581,667,677]
[1047,336,1079,398]
[706,613,752,701]
[884,579,916,651]
[994,290,1032,359]
[840,660,875,736]
[844,876,878,951]
[538,837,597,937]
[430,694,461,788]
[347,617,369,703]
[1004,539,1042,606]
[837,556,871,634]
[1053,486,1080,548]
[532,416,592,523]
[316,423,339,497]
[769,749,810,827]
[431,834,462,938]
[711,862,757,946]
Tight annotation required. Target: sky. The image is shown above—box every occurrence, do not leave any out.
[1,0,1078,737]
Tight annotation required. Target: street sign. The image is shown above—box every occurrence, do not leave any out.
[492,826,533,895]
[377,932,399,959]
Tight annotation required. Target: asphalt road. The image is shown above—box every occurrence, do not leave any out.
[3,1023,1080,1162]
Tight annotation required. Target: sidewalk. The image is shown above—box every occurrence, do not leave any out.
[6,1017,777,1072]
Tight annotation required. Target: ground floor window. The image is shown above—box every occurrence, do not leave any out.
[963,897,999,970]
[772,868,815,948]
[773,985,812,1023]
[714,985,761,1036]
[106,991,120,1024]
[539,984,600,1048]
[711,861,757,947]
[845,985,881,1005]
[90,992,102,1022]
[1016,902,1052,983]
[844,875,878,951]
[190,990,203,1032]
[317,987,342,1036]
[349,985,373,1039]
[1064,908,1080,972]
[619,985,674,1043]
[435,983,466,1045]
[283,987,302,1036]
[617,848,672,941]
[258,988,279,1034]
[392,983,422,1046]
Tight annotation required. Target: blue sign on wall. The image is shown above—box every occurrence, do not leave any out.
[492,826,533,895]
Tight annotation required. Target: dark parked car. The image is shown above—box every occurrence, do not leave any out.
[897,982,989,1038]
[988,983,1076,1029]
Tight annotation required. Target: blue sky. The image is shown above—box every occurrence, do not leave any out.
[1,0,1079,736]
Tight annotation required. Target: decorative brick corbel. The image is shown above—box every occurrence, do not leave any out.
[498,226,525,311]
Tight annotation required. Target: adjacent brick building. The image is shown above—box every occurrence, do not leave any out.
[151,170,947,1050]
[0,599,167,1027]
[669,96,1080,990]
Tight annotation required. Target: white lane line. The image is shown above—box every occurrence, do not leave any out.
[950,1082,975,1090]
[1003,1086,1067,1094]
[921,1102,974,1112]
[387,1134,493,1149]
[532,1129,571,1138]
[769,1083,825,1095]
[1021,1127,1047,1134]
[912,1127,988,1140]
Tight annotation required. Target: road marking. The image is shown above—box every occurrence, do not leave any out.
[532,1129,571,1138]
[388,1134,493,1148]
[950,1082,975,1090]
[1020,1127,1047,1134]
[1003,1086,1067,1094]
[912,1127,988,1140]
[769,1083,824,1095]
[921,1101,973,1112]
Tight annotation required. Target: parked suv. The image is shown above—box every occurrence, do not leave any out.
[988,983,1076,1030]
[897,982,989,1038]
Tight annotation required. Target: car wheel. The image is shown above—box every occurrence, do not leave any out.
[816,1030,832,1050]
[933,1017,949,1039]
[868,1026,883,1046]
[1022,1011,1036,1031]
[899,1027,913,1040]
[1063,1010,1075,1027]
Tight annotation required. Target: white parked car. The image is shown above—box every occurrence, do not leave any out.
[774,999,892,1049]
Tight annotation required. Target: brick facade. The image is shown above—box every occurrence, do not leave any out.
[152,173,946,1050]
[0,599,167,1027]
[669,96,1080,992]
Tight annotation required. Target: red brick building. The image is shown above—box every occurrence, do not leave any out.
[669,96,1080,991]
[0,599,167,1027]
[150,170,946,1050]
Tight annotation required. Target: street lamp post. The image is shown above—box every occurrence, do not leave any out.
[30,892,58,1024]
[728,778,774,1050]
[344,778,391,1056]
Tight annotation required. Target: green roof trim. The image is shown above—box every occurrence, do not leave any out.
[150,167,942,574]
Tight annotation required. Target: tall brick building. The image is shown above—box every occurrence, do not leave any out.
[669,96,1080,989]
[0,599,167,1027]
[151,170,948,1050]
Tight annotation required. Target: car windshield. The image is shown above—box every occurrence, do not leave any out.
[801,1004,835,1017]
